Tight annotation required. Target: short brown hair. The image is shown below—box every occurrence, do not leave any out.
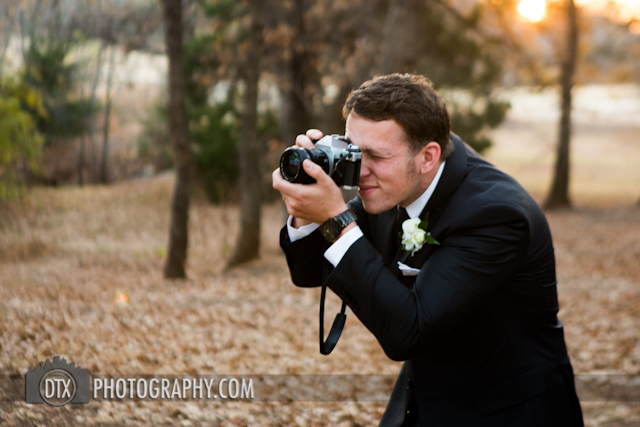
[342,74,454,160]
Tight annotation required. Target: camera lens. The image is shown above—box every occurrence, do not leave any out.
[279,146,330,184]
[280,147,312,183]
[284,151,301,179]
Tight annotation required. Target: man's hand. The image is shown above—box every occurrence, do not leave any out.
[273,130,348,227]
[294,128,322,150]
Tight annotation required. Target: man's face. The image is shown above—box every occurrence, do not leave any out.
[346,113,425,214]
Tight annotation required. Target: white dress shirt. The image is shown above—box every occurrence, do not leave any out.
[287,161,446,267]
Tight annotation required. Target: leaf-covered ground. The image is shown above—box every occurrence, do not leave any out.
[0,171,638,426]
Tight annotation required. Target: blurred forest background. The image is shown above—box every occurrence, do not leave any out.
[1,0,639,425]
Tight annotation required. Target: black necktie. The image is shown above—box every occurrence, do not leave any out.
[395,206,410,251]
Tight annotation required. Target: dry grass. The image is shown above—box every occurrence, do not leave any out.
[1,88,639,425]
[0,175,397,426]
[1,174,639,426]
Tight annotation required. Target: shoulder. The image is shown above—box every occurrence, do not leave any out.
[440,155,552,253]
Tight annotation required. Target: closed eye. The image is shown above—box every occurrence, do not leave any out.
[362,149,391,160]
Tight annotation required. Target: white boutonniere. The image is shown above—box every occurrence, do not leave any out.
[400,212,440,256]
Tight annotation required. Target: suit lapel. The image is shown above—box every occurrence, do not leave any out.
[391,134,470,274]
[378,209,400,269]
[418,134,469,230]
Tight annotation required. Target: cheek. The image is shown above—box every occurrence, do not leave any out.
[388,160,411,179]
[379,160,404,177]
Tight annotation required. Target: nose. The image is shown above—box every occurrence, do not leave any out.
[360,160,371,178]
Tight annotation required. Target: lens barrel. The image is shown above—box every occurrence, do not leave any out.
[282,149,305,181]
[280,147,329,184]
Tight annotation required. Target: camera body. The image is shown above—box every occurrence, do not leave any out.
[279,135,361,189]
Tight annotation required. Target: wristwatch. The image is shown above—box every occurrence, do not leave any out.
[319,209,357,243]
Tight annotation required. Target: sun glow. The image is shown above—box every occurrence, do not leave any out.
[518,0,547,22]
[577,0,640,23]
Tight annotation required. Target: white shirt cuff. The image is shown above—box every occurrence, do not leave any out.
[323,226,364,267]
[286,216,320,242]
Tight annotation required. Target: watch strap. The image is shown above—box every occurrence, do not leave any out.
[319,209,357,242]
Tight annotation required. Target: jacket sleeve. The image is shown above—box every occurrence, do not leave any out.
[325,203,530,361]
[279,225,326,288]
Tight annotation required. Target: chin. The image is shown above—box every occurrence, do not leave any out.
[361,199,393,215]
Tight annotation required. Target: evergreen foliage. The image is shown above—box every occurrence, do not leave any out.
[0,79,45,199]
[418,3,511,153]
[191,102,240,204]
[21,36,93,146]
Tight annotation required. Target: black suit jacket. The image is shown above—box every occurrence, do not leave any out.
[280,135,584,426]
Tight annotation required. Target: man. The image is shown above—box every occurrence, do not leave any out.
[272,74,583,426]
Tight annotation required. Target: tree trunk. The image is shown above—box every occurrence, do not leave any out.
[182,0,196,44]
[350,0,387,85]
[76,51,87,187]
[78,132,86,187]
[320,82,352,134]
[0,3,13,78]
[227,1,264,268]
[100,37,117,184]
[162,0,192,279]
[88,42,104,183]
[280,0,310,148]
[380,0,426,74]
[279,0,311,221]
[320,0,386,133]
[544,0,578,209]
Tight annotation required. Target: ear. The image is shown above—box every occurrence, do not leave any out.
[417,141,442,175]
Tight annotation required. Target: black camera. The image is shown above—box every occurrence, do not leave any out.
[279,135,361,189]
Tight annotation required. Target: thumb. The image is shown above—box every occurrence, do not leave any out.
[303,159,331,183]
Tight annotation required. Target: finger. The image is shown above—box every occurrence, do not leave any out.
[272,169,283,188]
[306,129,323,141]
[302,159,332,184]
[272,169,292,192]
[272,169,302,195]
[295,134,315,149]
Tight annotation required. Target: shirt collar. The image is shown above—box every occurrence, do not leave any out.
[403,161,446,219]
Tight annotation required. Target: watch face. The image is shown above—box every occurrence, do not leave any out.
[320,220,339,242]
[320,209,356,242]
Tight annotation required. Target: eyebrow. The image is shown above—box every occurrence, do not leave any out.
[360,147,392,158]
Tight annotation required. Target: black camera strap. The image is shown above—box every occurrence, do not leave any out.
[319,251,347,355]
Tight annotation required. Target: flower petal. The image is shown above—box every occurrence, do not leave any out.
[402,218,421,234]
[412,229,426,245]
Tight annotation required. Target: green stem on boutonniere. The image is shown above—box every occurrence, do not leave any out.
[418,212,440,246]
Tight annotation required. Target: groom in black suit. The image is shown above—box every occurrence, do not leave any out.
[272,74,583,426]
